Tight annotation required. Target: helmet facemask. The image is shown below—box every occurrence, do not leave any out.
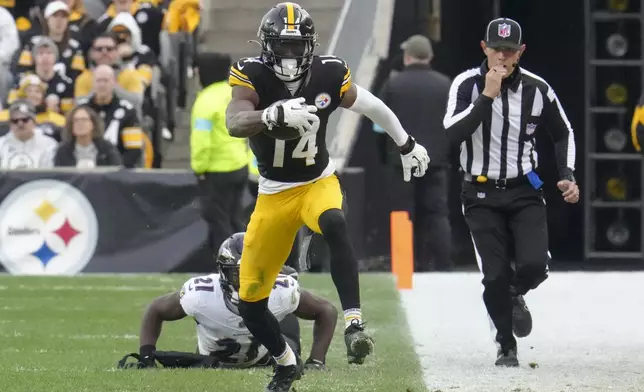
[262,36,315,81]
[216,246,241,304]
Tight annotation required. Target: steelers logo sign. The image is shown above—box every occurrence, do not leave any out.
[315,93,331,110]
[0,180,99,275]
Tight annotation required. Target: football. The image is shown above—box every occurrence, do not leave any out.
[262,99,305,141]
[263,125,303,141]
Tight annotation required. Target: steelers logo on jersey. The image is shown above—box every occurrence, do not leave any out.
[315,93,331,110]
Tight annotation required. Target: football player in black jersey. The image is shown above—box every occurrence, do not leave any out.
[225,4,430,391]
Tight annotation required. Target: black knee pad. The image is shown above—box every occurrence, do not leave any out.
[238,298,268,320]
[318,209,347,237]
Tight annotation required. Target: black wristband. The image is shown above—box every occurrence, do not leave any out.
[139,344,156,359]
[562,174,576,183]
[399,135,416,155]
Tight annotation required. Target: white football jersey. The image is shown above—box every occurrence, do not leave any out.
[179,273,300,367]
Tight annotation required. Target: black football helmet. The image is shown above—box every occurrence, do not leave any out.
[216,232,244,301]
[257,2,317,81]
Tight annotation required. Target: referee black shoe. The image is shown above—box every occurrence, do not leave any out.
[495,347,519,367]
[512,294,532,338]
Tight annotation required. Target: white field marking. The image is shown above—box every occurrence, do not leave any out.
[65,334,139,340]
[0,319,27,324]
[0,286,7,290]
[0,331,24,338]
[1,306,25,310]
[15,285,178,291]
[76,273,191,280]
[14,366,47,372]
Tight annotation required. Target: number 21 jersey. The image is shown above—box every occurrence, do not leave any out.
[228,55,352,185]
[179,273,300,367]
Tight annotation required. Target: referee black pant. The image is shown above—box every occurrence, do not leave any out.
[461,177,549,351]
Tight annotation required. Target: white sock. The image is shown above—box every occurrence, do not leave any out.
[344,308,362,329]
[274,344,297,367]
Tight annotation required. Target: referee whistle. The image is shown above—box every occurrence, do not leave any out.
[476,175,488,183]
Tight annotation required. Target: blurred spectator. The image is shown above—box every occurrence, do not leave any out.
[14,1,87,81]
[97,0,164,58]
[75,32,144,108]
[0,100,57,169]
[160,0,200,78]
[65,0,99,53]
[54,104,122,167]
[375,35,453,271]
[2,0,39,35]
[191,52,248,255]
[0,6,20,103]
[20,0,98,54]
[76,64,143,168]
[83,0,108,20]
[108,12,156,89]
[7,37,74,114]
[164,0,200,36]
[1,74,65,141]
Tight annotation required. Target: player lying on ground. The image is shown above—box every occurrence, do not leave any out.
[225,2,431,391]
[127,233,337,370]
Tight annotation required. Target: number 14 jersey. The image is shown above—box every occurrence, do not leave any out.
[228,55,353,187]
[179,273,300,367]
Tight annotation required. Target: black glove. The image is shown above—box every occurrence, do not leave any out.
[303,358,326,371]
[139,344,157,367]
[117,353,157,369]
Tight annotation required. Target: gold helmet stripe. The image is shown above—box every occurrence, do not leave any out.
[286,2,295,26]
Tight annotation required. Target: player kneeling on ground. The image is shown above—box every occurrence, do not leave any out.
[119,232,337,371]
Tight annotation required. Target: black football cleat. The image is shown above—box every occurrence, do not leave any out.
[265,351,303,392]
[512,294,532,338]
[495,347,519,367]
[344,319,375,365]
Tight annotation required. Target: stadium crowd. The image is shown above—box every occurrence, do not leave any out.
[0,0,200,169]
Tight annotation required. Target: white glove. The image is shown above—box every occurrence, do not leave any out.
[262,97,320,135]
[400,137,430,182]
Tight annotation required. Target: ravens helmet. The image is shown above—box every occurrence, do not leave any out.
[216,232,244,299]
[258,2,317,81]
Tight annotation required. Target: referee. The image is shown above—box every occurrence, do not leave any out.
[443,18,579,367]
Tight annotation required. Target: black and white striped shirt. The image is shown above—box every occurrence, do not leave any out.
[443,61,576,181]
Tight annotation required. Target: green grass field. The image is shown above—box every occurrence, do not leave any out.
[0,273,427,392]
